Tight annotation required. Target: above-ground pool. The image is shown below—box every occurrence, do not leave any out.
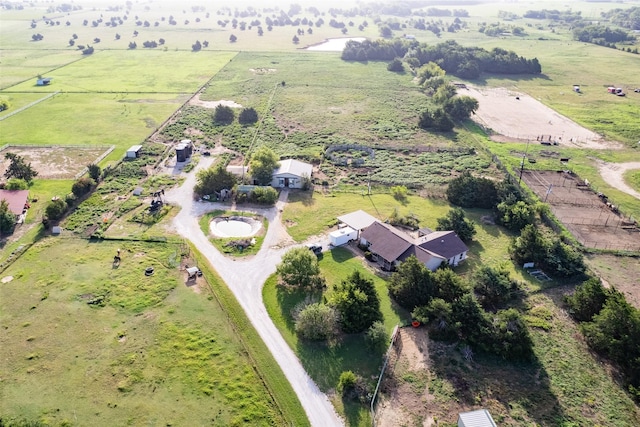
[209,216,262,238]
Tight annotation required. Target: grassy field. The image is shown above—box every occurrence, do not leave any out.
[263,246,411,426]
[282,190,451,242]
[625,169,640,193]
[0,238,297,426]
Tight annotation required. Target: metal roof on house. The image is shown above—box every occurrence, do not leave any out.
[418,230,468,260]
[273,159,312,178]
[0,190,29,216]
[337,210,378,231]
[360,221,413,263]
[458,409,497,427]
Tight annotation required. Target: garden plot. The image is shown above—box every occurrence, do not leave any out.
[0,145,112,179]
[520,170,640,251]
[466,86,619,150]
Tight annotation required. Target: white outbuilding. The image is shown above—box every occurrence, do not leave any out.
[329,226,357,246]
[458,409,497,427]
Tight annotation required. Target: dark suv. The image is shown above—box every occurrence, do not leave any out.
[307,244,322,256]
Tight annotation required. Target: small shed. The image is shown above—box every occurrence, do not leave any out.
[186,266,201,279]
[126,145,142,158]
[175,143,189,162]
[51,226,62,235]
[329,226,357,246]
[37,77,52,86]
[271,159,313,189]
[337,210,378,237]
[458,409,497,427]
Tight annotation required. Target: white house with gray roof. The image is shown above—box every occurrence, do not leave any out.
[271,159,312,189]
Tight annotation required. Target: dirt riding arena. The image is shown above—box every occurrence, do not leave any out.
[466,86,619,150]
[0,145,112,179]
[520,170,640,251]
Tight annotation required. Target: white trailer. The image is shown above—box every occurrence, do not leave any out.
[329,226,357,246]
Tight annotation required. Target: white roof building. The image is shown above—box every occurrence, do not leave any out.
[337,210,378,234]
[458,409,497,427]
[271,159,313,189]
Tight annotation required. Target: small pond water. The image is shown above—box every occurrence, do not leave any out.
[305,37,367,52]
[209,218,261,238]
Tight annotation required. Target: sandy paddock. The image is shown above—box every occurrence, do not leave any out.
[465,86,619,150]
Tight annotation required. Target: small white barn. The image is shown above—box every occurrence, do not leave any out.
[126,145,142,158]
[336,210,378,237]
[329,226,357,246]
[271,159,312,189]
[458,409,497,427]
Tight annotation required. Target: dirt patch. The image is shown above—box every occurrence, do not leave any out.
[375,327,435,427]
[188,93,242,109]
[596,160,640,200]
[0,146,111,179]
[586,253,640,309]
[520,169,640,251]
[249,68,276,74]
[466,86,620,150]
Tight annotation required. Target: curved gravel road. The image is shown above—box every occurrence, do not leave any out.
[164,158,343,427]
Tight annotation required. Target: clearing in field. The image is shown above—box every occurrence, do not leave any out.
[0,145,112,179]
[520,169,640,251]
[467,86,619,150]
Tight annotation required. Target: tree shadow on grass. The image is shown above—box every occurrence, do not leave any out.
[275,284,320,333]
[329,247,355,263]
[428,339,566,425]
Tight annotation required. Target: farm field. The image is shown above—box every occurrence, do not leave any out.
[2,0,640,426]
[0,238,292,426]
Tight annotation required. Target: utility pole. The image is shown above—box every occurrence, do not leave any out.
[518,139,530,184]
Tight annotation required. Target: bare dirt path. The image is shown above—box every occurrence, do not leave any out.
[595,161,640,200]
[164,158,343,427]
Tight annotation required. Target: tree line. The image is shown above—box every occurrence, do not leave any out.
[342,39,542,79]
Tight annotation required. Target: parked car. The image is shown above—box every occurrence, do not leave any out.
[306,244,322,256]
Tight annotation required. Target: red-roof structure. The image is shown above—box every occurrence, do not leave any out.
[0,190,29,217]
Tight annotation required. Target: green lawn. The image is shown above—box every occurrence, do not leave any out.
[283,190,451,242]
[0,238,298,426]
[263,246,411,427]
[624,169,640,193]
[198,210,268,257]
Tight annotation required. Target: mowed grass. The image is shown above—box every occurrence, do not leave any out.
[283,190,451,242]
[0,50,82,89]
[3,50,237,93]
[624,169,640,193]
[0,93,182,159]
[0,238,290,426]
[263,247,411,427]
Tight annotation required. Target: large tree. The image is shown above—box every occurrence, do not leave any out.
[388,255,435,310]
[212,105,235,125]
[294,302,338,340]
[443,96,479,120]
[0,200,15,235]
[249,146,279,185]
[329,271,382,333]
[446,171,498,209]
[194,163,237,196]
[238,107,259,125]
[276,247,325,289]
[436,207,476,242]
[4,153,38,184]
[473,265,519,309]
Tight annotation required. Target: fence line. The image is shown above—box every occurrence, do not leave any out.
[0,91,60,121]
[371,325,399,427]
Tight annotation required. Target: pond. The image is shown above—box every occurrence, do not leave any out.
[305,37,367,52]
[209,216,262,238]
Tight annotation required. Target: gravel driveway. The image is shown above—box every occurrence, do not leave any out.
[164,157,343,427]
